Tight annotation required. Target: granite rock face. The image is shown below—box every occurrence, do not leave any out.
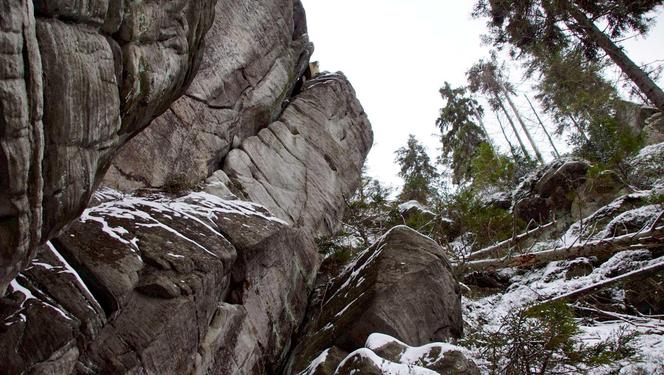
[0,189,319,374]
[105,0,313,191]
[286,225,463,374]
[0,0,216,295]
[223,73,373,238]
[1,1,377,373]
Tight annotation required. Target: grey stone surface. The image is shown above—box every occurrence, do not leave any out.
[0,190,319,374]
[0,0,216,295]
[287,225,463,374]
[105,0,314,191]
[223,73,373,237]
[0,0,44,297]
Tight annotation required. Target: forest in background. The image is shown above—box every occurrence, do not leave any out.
[316,1,664,373]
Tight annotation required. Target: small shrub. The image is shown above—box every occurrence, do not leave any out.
[163,174,197,195]
[442,188,524,251]
[462,301,639,374]
[645,192,664,206]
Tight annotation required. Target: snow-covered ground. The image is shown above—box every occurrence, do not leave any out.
[462,197,664,374]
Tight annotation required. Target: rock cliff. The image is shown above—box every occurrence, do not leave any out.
[0,1,475,374]
[1,0,217,295]
[104,0,314,192]
[0,0,383,372]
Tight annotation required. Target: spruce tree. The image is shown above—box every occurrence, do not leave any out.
[394,135,439,204]
[474,0,664,111]
[437,83,489,184]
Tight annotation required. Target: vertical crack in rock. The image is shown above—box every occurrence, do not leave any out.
[0,0,44,295]
[50,239,118,318]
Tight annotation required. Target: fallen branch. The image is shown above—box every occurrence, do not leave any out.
[466,220,557,261]
[545,258,664,304]
[457,225,664,274]
[572,305,664,334]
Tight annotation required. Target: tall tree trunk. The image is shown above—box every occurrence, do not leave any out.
[499,81,545,163]
[473,107,490,138]
[495,94,531,159]
[495,112,518,159]
[563,1,664,111]
[568,114,590,144]
[525,95,560,158]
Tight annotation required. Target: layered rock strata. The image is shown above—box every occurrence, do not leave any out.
[223,73,373,238]
[105,0,314,191]
[0,0,217,294]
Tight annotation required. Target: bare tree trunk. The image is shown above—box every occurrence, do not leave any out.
[563,1,664,111]
[525,95,560,158]
[495,94,531,159]
[495,112,518,159]
[466,220,557,261]
[546,258,664,303]
[458,225,664,274]
[568,114,591,143]
[473,107,489,137]
[500,82,545,163]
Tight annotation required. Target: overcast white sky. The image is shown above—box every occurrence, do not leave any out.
[301,0,664,189]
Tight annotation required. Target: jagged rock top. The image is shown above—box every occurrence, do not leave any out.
[223,73,373,237]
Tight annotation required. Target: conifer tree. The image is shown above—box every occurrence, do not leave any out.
[394,135,439,204]
[528,47,618,137]
[467,59,543,163]
[437,83,489,184]
[474,0,664,111]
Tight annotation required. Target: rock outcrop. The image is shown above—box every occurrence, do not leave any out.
[1,189,319,374]
[627,142,664,189]
[298,333,480,375]
[223,73,373,237]
[1,1,379,373]
[286,225,463,374]
[105,0,314,191]
[513,158,591,224]
[0,0,217,295]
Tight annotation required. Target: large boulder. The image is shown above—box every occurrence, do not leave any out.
[286,225,463,374]
[627,142,664,189]
[0,0,216,295]
[223,73,373,237]
[297,333,480,375]
[105,0,314,191]
[0,189,319,374]
[513,158,591,224]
